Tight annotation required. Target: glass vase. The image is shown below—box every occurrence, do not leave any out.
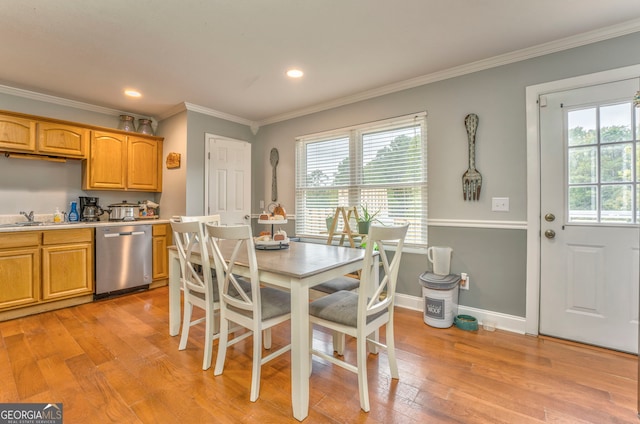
[117,115,136,132]
[137,119,154,135]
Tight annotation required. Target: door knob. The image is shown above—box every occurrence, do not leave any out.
[244,215,250,220]
[544,213,555,222]
[544,229,556,239]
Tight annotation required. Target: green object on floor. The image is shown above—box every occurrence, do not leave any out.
[454,314,478,331]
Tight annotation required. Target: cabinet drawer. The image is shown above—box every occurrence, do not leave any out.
[152,223,168,236]
[43,228,93,245]
[0,232,41,249]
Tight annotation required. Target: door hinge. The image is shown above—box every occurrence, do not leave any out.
[539,96,547,108]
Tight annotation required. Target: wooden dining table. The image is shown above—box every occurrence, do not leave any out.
[167,240,377,421]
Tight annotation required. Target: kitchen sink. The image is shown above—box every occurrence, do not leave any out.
[0,222,47,228]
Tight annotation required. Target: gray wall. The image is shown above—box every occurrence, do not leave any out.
[252,32,640,317]
[183,110,255,216]
[156,110,188,218]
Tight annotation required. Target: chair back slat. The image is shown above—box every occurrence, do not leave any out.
[170,220,215,298]
[206,224,260,316]
[358,224,409,327]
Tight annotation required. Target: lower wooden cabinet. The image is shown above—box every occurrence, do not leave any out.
[0,228,93,312]
[0,247,40,309]
[41,229,93,300]
[152,223,171,282]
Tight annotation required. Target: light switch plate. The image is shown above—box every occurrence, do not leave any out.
[492,197,509,212]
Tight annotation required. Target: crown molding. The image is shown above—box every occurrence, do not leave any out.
[0,84,127,116]
[258,18,640,127]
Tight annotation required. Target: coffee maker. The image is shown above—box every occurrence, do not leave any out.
[79,196,104,222]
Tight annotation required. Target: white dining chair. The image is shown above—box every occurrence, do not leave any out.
[207,224,291,402]
[309,223,409,412]
[170,220,220,370]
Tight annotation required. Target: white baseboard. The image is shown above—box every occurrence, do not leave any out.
[395,293,526,334]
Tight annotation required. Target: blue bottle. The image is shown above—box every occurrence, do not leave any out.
[68,201,79,222]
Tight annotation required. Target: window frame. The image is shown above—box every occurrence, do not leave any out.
[294,112,428,247]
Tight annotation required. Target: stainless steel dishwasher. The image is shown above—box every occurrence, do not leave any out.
[95,224,152,298]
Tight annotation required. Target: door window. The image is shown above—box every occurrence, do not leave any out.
[566,100,638,224]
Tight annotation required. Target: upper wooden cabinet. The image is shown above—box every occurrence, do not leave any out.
[0,114,88,158]
[84,131,128,189]
[0,114,36,151]
[128,136,162,191]
[37,122,88,158]
[82,130,162,192]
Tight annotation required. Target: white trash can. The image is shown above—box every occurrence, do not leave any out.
[419,271,461,328]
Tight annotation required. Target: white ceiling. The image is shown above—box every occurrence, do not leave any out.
[2,1,640,126]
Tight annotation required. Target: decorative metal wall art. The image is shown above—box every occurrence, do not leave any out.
[270,148,279,201]
[462,113,482,201]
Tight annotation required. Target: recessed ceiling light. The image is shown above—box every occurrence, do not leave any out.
[124,89,142,98]
[286,69,304,78]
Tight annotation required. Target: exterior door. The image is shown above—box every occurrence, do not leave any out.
[205,135,251,225]
[539,78,639,353]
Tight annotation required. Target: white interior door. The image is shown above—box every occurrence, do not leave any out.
[539,78,639,353]
[205,134,251,225]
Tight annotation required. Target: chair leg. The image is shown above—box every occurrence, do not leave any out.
[367,328,379,354]
[356,334,370,412]
[202,304,215,370]
[386,321,399,379]
[332,331,346,355]
[178,300,193,351]
[250,323,262,402]
[214,316,229,376]
[263,328,272,350]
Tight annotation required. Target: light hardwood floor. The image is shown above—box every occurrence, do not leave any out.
[0,286,636,423]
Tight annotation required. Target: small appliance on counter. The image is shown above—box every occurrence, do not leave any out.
[79,196,106,222]
[105,200,140,221]
[138,200,160,219]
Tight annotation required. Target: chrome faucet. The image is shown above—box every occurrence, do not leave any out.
[20,211,34,222]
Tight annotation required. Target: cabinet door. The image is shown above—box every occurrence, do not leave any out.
[0,115,36,152]
[41,242,93,300]
[37,122,88,158]
[152,224,169,280]
[84,131,127,190]
[128,136,162,191]
[0,247,40,310]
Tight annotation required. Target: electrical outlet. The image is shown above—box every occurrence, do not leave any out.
[460,272,469,290]
[491,197,509,212]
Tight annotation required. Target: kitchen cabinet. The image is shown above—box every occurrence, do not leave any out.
[0,228,93,313]
[128,136,162,191]
[83,130,162,192]
[0,232,40,310]
[37,121,88,158]
[0,114,36,152]
[41,228,93,301]
[152,223,172,283]
[84,131,127,189]
[0,113,88,158]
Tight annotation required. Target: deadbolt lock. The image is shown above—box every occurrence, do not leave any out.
[544,213,555,222]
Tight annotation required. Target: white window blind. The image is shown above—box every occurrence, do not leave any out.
[295,113,427,247]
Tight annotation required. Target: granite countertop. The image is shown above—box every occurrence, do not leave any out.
[0,216,171,233]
